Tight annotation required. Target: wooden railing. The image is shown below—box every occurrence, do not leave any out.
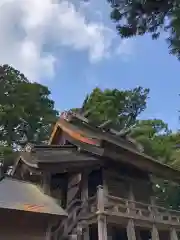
[104,193,180,226]
[52,186,180,239]
[85,186,180,226]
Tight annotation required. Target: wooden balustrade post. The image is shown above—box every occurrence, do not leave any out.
[126,219,136,240]
[97,185,108,240]
[151,225,160,240]
[170,228,178,240]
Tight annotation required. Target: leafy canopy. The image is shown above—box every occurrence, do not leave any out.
[0,64,58,169]
[75,86,149,130]
[108,0,180,59]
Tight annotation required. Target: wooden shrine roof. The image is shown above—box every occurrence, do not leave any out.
[11,111,180,182]
[46,111,180,182]
[49,114,140,151]
[0,177,67,217]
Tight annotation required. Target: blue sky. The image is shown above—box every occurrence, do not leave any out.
[46,1,180,132]
[1,0,180,131]
[49,35,180,132]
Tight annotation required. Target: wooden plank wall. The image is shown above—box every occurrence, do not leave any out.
[132,180,152,203]
[103,169,129,199]
[103,168,152,203]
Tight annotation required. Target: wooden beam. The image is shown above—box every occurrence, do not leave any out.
[151,225,159,240]
[126,219,136,240]
[170,228,178,240]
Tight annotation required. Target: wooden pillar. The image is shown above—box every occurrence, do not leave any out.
[170,228,178,240]
[127,183,136,240]
[126,219,136,240]
[42,172,51,195]
[81,171,89,240]
[151,225,159,240]
[97,186,108,240]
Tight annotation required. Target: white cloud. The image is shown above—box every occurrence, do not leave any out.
[116,39,134,61]
[0,0,114,81]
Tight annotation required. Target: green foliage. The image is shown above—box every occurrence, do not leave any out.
[0,64,58,169]
[108,0,180,59]
[130,119,174,163]
[80,86,149,130]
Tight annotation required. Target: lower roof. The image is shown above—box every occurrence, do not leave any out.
[12,142,180,182]
[0,177,67,217]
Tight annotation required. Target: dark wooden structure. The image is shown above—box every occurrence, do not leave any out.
[12,111,180,240]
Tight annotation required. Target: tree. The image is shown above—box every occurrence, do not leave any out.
[0,64,58,169]
[76,86,149,130]
[108,0,180,59]
[130,119,173,163]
